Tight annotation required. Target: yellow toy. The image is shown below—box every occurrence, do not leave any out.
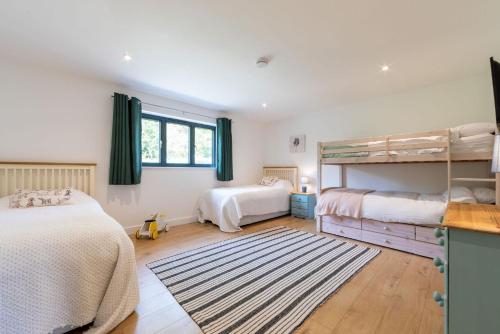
[135,213,168,240]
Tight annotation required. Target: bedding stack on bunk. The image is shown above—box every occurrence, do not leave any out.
[320,122,495,163]
[316,123,497,258]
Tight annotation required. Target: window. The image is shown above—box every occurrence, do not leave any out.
[141,113,216,167]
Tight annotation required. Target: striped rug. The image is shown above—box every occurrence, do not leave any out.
[148,226,380,334]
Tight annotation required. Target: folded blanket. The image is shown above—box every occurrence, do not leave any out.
[316,188,374,218]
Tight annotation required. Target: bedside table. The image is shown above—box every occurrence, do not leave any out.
[290,192,316,219]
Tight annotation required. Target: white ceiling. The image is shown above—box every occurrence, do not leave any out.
[1,0,499,121]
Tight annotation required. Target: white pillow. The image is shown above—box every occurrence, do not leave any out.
[259,176,279,186]
[272,179,294,192]
[442,186,477,204]
[9,188,72,208]
[472,187,495,204]
[453,122,496,138]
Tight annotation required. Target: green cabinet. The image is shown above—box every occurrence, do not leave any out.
[434,204,500,334]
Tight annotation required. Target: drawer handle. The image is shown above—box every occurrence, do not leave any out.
[383,239,391,244]
[433,291,445,307]
[383,226,390,231]
[339,229,344,234]
[438,238,445,246]
[434,228,444,238]
[433,257,444,267]
[438,265,444,273]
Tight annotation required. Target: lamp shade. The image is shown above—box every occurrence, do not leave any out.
[492,134,500,173]
[300,176,309,184]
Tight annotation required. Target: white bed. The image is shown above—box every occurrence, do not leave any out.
[319,186,482,226]
[0,163,138,334]
[196,167,298,232]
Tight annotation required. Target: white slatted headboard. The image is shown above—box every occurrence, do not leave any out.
[0,162,96,197]
[263,166,299,192]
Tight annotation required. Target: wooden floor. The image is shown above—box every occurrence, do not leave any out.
[111,216,444,334]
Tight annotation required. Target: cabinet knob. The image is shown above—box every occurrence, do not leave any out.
[384,239,391,244]
[433,256,443,267]
[383,226,389,231]
[434,228,444,238]
[438,238,445,246]
[433,291,445,307]
[438,265,445,273]
[340,230,344,234]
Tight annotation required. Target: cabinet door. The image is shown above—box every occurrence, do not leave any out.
[448,229,500,334]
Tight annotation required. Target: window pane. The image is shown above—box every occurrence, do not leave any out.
[166,123,190,164]
[141,118,160,163]
[195,127,214,165]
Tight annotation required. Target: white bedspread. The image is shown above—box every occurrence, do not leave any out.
[196,185,290,232]
[0,191,138,334]
[361,191,446,225]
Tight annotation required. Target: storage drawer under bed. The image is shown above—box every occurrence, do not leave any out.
[362,219,415,239]
[361,230,413,253]
[322,222,362,240]
[321,215,362,229]
[415,226,440,245]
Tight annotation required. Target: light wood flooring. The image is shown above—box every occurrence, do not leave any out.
[110,216,444,334]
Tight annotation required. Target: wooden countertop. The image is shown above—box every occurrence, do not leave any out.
[443,202,500,235]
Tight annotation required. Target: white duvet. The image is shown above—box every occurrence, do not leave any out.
[361,191,446,225]
[0,191,138,334]
[196,184,291,232]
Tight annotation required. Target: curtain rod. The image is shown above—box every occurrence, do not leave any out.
[111,95,219,121]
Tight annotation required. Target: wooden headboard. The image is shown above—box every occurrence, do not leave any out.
[263,166,299,192]
[0,162,96,197]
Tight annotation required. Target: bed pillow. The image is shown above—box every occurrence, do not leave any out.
[272,179,294,192]
[472,187,495,204]
[453,122,496,138]
[259,176,279,186]
[9,188,72,208]
[442,186,477,203]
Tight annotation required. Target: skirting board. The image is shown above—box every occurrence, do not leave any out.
[124,215,198,235]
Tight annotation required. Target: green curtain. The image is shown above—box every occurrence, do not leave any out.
[216,117,233,181]
[109,93,142,185]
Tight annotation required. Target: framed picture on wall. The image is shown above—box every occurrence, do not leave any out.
[289,134,306,153]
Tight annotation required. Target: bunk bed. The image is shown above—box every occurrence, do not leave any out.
[316,124,498,258]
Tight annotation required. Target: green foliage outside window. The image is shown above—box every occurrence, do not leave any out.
[141,114,215,167]
[142,119,160,163]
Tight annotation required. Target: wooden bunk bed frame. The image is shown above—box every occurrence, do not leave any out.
[316,128,498,258]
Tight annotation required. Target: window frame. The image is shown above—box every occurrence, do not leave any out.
[141,113,216,168]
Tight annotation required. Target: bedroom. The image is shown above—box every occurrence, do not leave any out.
[0,1,499,333]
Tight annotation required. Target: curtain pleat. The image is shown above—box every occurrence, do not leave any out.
[109,92,142,185]
[216,117,233,181]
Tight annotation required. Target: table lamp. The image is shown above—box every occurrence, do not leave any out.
[300,176,309,193]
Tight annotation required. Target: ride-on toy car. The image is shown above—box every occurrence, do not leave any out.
[135,213,169,240]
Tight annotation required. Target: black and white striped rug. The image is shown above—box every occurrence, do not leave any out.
[148,226,380,334]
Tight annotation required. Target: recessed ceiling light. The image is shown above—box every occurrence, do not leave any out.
[261,102,268,108]
[123,52,132,62]
[380,64,390,72]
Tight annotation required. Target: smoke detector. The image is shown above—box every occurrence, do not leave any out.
[256,56,270,68]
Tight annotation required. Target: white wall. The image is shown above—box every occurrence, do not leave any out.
[0,60,265,230]
[263,74,496,193]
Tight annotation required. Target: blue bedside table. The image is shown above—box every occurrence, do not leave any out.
[291,192,316,219]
